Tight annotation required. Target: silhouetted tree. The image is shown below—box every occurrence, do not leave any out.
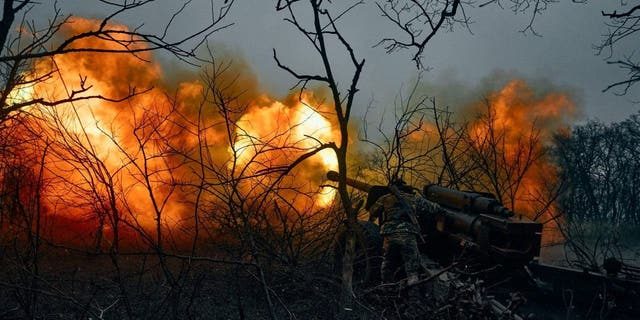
[274,0,365,313]
[554,112,640,268]
[360,76,472,188]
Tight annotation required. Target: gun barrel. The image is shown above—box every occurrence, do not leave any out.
[424,185,514,217]
[326,170,373,193]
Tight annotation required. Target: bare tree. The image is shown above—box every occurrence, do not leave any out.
[553,113,640,270]
[274,0,365,312]
[0,135,50,319]
[362,81,562,223]
[465,100,544,210]
[145,56,345,319]
[361,78,452,186]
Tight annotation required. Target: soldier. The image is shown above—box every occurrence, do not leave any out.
[368,179,441,286]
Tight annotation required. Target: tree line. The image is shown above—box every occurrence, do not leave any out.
[555,112,640,226]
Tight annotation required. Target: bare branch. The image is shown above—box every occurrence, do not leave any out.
[602,4,640,18]
[375,0,462,68]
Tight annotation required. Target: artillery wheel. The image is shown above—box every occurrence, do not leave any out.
[333,220,383,286]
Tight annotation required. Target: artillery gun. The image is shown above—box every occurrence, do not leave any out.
[328,170,542,277]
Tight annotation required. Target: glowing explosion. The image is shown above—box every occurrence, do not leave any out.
[466,80,576,242]
[5,18,339,243]
[5,18,576,246]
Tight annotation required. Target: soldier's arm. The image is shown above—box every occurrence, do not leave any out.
[416,196,441,217]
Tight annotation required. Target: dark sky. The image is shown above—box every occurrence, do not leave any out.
[33,1,640,123]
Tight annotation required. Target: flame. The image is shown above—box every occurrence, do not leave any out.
[4,17,577,248]
[4,18,340,244]
[233,94,338,208]
[470,80,575,146]
[467,80,576,243]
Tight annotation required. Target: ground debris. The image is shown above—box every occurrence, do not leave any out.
[356,270,526,320]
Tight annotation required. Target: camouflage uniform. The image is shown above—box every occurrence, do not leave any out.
[369,191,440,284]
